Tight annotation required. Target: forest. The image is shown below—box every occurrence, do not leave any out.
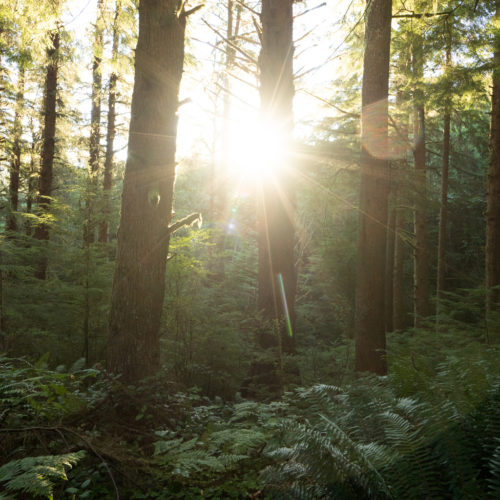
[1,0,500,498]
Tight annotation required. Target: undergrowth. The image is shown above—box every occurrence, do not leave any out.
[1,328,499,499]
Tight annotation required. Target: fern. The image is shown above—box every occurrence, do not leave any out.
[0,451,86,499]
[263,349,500,499]
[488,439,500,498]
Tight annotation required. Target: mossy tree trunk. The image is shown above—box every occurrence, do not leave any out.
[98,0,120,244]
[33,30,60,280]
[6,64,25,233]
[83,0,104,246]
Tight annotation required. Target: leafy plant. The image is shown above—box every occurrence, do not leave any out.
[0,451,86,499]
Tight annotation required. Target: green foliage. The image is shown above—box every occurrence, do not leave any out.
[162,223,256,398]
[0,356,99,426]
[147,394,279,498]
[0,451,86,499]
[1,324,500,498]
[262,337,500,499]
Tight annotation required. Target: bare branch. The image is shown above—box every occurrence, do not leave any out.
[202,19,258,65]
[294,2,326,19]
[252,16,263,45]
[298,89,360,118]
[392,11,452,18]
[235,0,260,18]
[168,212,202,235]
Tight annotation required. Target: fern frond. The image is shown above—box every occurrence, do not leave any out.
[488,440,500,498]
[0,451,86,498]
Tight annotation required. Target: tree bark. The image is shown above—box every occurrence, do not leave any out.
[25,119,38,234]
[412,32,430,327]
[99,0,121,243]
[240,0,297,396]
[6,65,25,233]
[33,30,60,280]
[84,0,104,245]
[486,0,500,325]
[257,0,296,355]
[213,0,241,278]
[393,205,406,330]
[107,0,187,384]
[385,200,396,332]
[392,85,410,332]
[354,0,392,375]
[437,24,452,312]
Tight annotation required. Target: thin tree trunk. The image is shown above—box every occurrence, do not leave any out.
[97,71,117,243]
[0,49,5,153]
[209,84,217,224]
[393,205,406,330]
[386,201,396,332]
[486,0,500,329]
[107,0,190,384]
[84,0,104,246]
[33,30,60,280]
[354,0,392,375]
[0,249,4,350]
[437,24,452,314]
[392,84,410,332]
[412,32,430,326]
[214,0,240,279]
[98,0,120,244]
[25,119,38,234]
[82,0,105,364]
[6,65,25,233]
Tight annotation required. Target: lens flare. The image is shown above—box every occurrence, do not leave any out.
[278,273,293,337]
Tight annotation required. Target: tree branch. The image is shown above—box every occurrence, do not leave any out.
[392,11,452,18]
[294,2,326,19]
[168,212,202,235]
[202,19,258,65]
[182,4,204,19]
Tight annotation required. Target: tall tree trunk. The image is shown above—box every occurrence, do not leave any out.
[354,0,392,375]
[437,24,452,314]
[242,0,296,396]
[107,0,190,384]
[25,119,38,234]
[83,0,105,364]
[392,85,410,332]
[393,205,406,330]
[98,0,120,244]
[84,0,104,245]
[214,0,240,278]
[6,65,25,233]
[385,199,396,332]
[33,30,60,280]
[486,0,500,328]
[412,32,430,327]
[0,49,5,156]
[257,0,295,356]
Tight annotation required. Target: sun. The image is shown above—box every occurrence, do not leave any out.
[227,117,291,182]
